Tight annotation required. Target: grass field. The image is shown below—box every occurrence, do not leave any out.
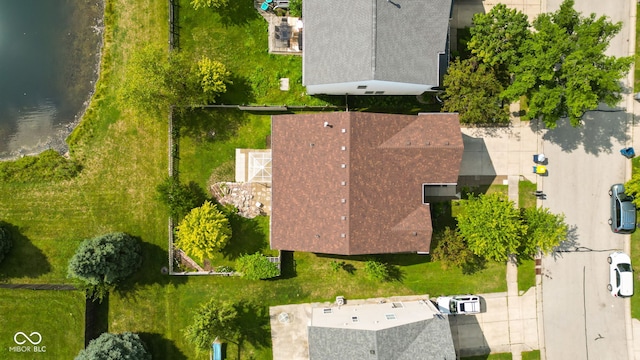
[517,259,536,294]
[522,349,541,360]
[0,289,85,358]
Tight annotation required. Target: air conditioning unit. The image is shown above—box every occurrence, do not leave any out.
[336,296,345,306]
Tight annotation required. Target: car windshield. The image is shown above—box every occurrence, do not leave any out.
[618,263,632,272]
[449,301,457,313]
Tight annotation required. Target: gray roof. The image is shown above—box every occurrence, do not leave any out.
[308,317,456,360]
[303,0,453,86]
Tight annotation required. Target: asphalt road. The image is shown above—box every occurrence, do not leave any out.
[540,112,630,359]
[539,1,636,359]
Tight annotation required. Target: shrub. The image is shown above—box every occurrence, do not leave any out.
[155,176,207,219]
[236,253,280,280]
[75,332,150,360]
[364,260,389,281]
[175,201,232,262]
[67,232,142,299]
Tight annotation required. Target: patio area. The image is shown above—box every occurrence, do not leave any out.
[254,0,302,54]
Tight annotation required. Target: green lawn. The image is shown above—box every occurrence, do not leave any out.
[518,259,536,294]
[519,179,537,209]
[463,353,513,360]
[0,289,85,358]
[522,349,541,360]
[177,0,326,106]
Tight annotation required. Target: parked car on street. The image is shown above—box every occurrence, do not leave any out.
[435,295,481,315]
[609,184,636,234]
[608,251,633,297]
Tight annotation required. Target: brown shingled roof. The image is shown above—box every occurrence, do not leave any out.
[271,112,463,255]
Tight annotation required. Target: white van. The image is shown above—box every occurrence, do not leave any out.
[435,295,481,315]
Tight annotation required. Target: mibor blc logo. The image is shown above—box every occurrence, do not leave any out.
[9,332,46,353]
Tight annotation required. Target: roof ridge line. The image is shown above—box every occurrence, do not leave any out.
[371,0,377,79]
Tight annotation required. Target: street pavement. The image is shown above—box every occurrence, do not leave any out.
[538,1,637,359]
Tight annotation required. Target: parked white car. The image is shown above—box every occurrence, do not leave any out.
[608,251,634,297]
[435,295,481,315]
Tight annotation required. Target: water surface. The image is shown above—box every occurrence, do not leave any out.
[0,0,103,159]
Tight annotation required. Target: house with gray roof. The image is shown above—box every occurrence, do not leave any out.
[307,297,456,360]
[270,112,464,255]
[302,0,453,95]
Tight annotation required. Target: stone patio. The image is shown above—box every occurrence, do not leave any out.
[211,182,272,218]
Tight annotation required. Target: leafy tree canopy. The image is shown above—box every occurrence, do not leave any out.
[236,253,280,280]
[441,58,510,125]
[67,232,142,298]
[191,0,229,10]
[184,300,239,349]
[456,193,526,262]
[502,0,633,127]
[75,332,150,360]
[198,56,231,103]
[175,200,232,262]
[468,3,530,70]
[119,45,230,115]
[521,207,568,258]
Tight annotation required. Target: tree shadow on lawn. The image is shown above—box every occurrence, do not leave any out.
[0,222,51,280]
[276,250,297,279]
[220,214,269,261]
[85,293,109,347]
[317,252,431,269]
[218,74,256,105]
[235,301,271,349]
[115,239,187,298]
[138,332,187,360]
[215,0,260,28]
[177,108,246,142]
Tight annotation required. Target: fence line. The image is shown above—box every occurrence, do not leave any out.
[0,283,77,290]
[169,0,179,50]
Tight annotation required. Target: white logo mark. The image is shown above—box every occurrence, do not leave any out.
[13,332,42,345]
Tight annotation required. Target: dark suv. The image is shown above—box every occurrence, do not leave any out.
[609,184,637,234]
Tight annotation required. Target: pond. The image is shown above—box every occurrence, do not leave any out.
[0,0,103,159]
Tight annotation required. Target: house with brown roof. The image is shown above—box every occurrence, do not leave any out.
[270,112,463,255]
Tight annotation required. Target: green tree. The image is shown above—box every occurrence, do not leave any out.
[184,300,239,349]
[119,45,230,114]
[468,3,530,72]
[198,56,231,103]
[521,207,568,258]
[175,200,232,262]
[68,232,142,299]
[236,253,280,280]
[156,176,207,219]
[456,193,526,262]
[502,0,633,127]
[191,0,229,10]
[75,332,150,360]
[441,58,510,125]
[431,227,474,269]
[0,224,11,265]
[626,176,640,207]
